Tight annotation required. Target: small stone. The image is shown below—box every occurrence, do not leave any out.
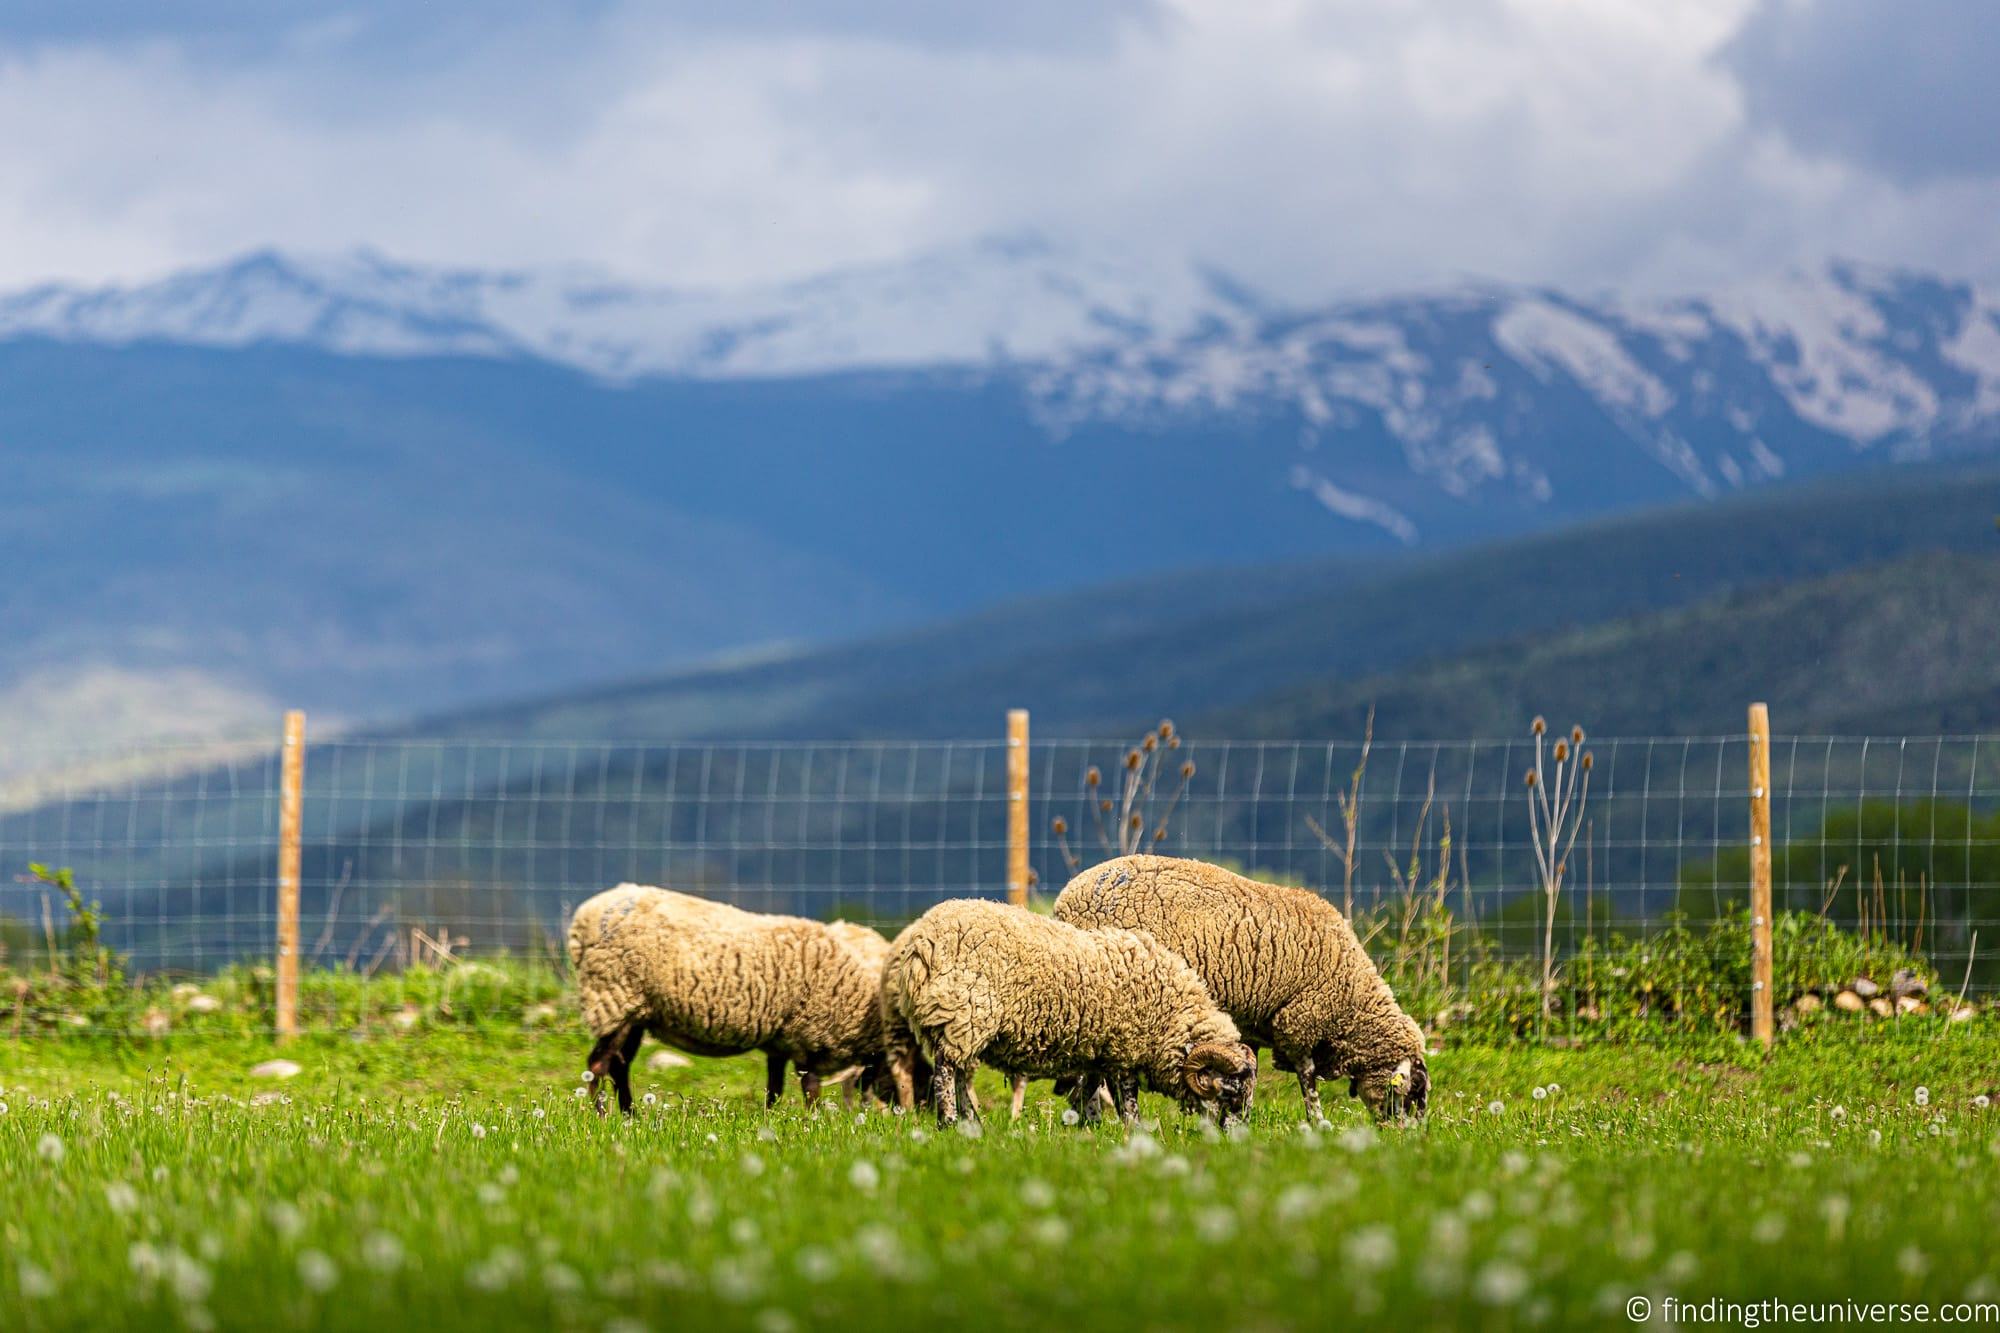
[1795,993,1823,1014]
[647,1050,692,1070]
[1951,1006,1978,1023]
[1868,997,1894,1019]
[251,1059,302,1079]
[1895,996,1928,1016]
[1891,969,1927,999]
[1852,977,1880,999]
[1832,991,1865,1013]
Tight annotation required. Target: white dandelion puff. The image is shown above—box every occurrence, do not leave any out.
[1532,1086,1547,1101]
[17,1261,55,1299]
[1545,1083,1561,1095]
[471,1123,487,1139]
[740,1153,766,1178]
[1976,1095,1991,1109]
[1060,1108,1081,1127]
[580,1070,595,1084]
[1020,1179,1056,1209]
[956,1118,983,1140]
[1830,1105,1847,1121]
[36,1134,64,1164]
[1474,1260,1530,1306]
[532,1107,546,1120]
[1915,1086,1931,1107]
[1344,1225,1397,1272]
[104,1182,139,1215]
[361,1232,405,1273]
[643,1092,659,1107]
[297,1250,337,1294]
[573,1087,588,1100]
[1487,1101,1505,1116]
[1029,1216,1071,1248]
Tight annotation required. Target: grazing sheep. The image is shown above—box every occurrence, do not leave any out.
[880,898,1256,1126]
[1053,855,1428,1122]
[567,884,887,1115]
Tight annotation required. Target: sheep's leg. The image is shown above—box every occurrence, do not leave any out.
[1066,1075,1103,1127]
[955,1068,978,1122]
[1112,1071,1140,1126]
[1009,1074,1027,1120]
[891,1055,917,1112]
[799,1070,823,1109]
[1295,1056,1322,1124]
[1243,1044,1260,1109]
[932,1061,960,1125]
[765,1051,788,1109]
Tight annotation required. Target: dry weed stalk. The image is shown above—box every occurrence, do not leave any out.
[1525,716,1593,1022]
[1052,720,1197,871]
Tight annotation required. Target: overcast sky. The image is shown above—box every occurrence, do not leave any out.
[1,0,1994,297]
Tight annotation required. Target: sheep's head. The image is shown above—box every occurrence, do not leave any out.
[1179,1040,1257,1122]
[1349,1055,1429,1121]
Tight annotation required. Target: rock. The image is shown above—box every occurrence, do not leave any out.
[1868,997,1894,1018]
[251,1059,302,1079]
[183,993,222,1014]
[647,1049,692,1070]
[1796,993,1823,1014]
[1852,977,1880,999]
[1833,991,1865,1013]
[1951,1005,1978,1023]
[1896,996,1929,1015]
[1892,969,1927,999]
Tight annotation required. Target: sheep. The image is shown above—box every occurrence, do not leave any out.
[567,884,889,1115]
[1052,855,1428,1122]
[879,898,1256,1127]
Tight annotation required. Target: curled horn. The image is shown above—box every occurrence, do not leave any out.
[1183,1041,1254,1100]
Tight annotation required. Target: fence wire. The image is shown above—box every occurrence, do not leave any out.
[2,731,1997,996]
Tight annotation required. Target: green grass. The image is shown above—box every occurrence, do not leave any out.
[4,1026,2000,1331]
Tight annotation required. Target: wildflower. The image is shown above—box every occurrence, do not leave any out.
[1060,1108,1081,1127]
[0,1101,8,1115]
[17,1258,55,1299]
[1976,1095,1991,1109]
[471,1123,488,1139]
[795,1246,839,1282]
[740,1153,765,1178]
[532,1107,546,1120]
[1488,1100,1505,1116]
[908,1128,929,1143]
[581,1070,596,1084]
[1546,1083,1560,1095]
[1830,1105,1847,1121]
[1869,1129,1883,1146]
[297,1250,337,1294]
[1916,1086,1931,1107]
[643,1092,659,1107]
[573,1087,588,1100]
[104,1182,139,1215]
[1344,1225,1397,1272]
[1532,1086,1547,1101]
[956,1118,983,1140]
[1021,1179,1056,1209]
[757,1125,778,1142]
[1474,1260,1530,1306]
[1194,1206,1237,1243]
[361,1231,405,1273]
[36,1133,64,1164]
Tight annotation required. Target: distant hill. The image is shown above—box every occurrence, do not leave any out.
[387,457,2000,744]
[5,242,1999,742]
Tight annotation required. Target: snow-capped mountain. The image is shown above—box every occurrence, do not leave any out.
[6,240,2000,746]
[7,242,1997,547]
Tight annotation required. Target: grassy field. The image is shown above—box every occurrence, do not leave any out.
[3,1025,1999,1331]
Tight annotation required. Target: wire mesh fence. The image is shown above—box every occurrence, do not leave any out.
[3,724,1997,1002]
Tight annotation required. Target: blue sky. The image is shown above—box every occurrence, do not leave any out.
[1,0,1994,295]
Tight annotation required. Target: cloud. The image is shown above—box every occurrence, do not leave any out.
[0,0,1996,298]
[1723,0,2000,185]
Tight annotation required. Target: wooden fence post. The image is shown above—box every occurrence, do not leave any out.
[276,709,306,1042]
[1007,709,1030,907]
[1748,702,1774,1049]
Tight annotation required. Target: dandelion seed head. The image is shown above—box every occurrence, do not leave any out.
[1916,1086,1931,1107]
[1060,1108,1081,1127]
[36,1133,64,1164]
[297,1250,337,1293]
[848,1160,880,1192]
[1532,1086,1547,1100]
[1488,1101,1505,1116]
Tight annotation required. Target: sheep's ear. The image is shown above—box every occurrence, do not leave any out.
[1347,1075,1362,1098]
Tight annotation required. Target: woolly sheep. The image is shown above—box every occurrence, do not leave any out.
[567,884,889,1114]
[1052,855,1429,1121]
[880,898,1256,1126]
